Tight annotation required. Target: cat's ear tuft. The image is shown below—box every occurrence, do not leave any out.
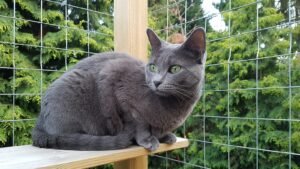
[182,27,206,58]
[147,28,162,53]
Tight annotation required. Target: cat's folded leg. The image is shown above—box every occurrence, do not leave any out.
[150,127,177,144]
[135,124,159,152]
[97,78,123,135]
[159,133,177,144]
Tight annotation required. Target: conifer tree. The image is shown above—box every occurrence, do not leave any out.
[0,0,113,146]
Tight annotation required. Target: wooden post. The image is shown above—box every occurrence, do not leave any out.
[114,0,148,168]
[114,0,148,62]
[114,156,148,169]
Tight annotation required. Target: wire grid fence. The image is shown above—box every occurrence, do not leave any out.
[0,0,113,146]
[0,0,299,168]
[149,0,300,168]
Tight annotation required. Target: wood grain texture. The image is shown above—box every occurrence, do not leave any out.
[0,137,188,169]
[114,155,148,169]
[114,0,148,62]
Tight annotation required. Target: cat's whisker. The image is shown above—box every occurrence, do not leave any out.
[162,84,190,90]
[161,85,194,98]
[171,89,193,99]
[168,83,190,88]
[172,90,191,100]
[160,87,192,99]
[172,86,194,96]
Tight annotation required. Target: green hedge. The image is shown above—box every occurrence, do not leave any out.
[149,0,300,169]
[0,0,299,169]
[0,0,113,146]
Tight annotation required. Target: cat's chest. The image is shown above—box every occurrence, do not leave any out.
[159,106,192,131]
[129,95,194,131]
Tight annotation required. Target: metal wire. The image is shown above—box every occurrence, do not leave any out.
[255,1,260,167]
[227,0,232,167]
[191,115,300,123]
[152,1,261,34]
[40,0,44,133]
[0,41,99,62]
[12,0,16,146]
[0,0,113,147]
[0,14,113,37]
[1,0,299,168]
[64,0,69,71]
[150,0,300,168]
[0,66,66,72]
[288,0,293,168]
[166,1,169,168]
[152,154,210,169]
[190,139,300,156]
[87,0,90,57]
[44,0,113,17]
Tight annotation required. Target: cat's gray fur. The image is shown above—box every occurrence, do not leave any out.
[32,28,206,151]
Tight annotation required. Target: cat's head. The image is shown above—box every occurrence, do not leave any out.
[145,28,206,98]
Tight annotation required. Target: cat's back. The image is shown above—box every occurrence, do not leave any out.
[51,52,140,85]
[73,52,136,71]
[43,52,144,107]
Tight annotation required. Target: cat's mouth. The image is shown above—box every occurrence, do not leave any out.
[148,84,170,96]
[154,89,170,96]
[148,83,186,97]
[153,85,182,97]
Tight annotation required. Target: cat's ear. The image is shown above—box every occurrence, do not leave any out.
[181,27,206,61]
[147,28,162,53]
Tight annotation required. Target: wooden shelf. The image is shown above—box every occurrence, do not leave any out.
[0,137,189,169]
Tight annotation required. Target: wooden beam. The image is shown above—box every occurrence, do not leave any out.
[0,138,189,169]
[114,155,148,169]
[114,1,148,168]
[114,0,148,62]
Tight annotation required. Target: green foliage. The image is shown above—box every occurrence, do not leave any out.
[0,0,8,10]
[149,0,207,40]
[149,0,300,168]
[0,0,113,147]
[0,0,299,169]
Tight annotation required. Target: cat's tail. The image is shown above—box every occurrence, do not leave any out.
[32,127,134,150]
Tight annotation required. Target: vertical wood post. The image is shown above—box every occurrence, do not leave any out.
[114,156,148,169]
[114,0,148,62]
[114,0,148,168]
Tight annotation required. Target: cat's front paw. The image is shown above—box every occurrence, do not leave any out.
[159,133,177,144]
[137,136,159,152]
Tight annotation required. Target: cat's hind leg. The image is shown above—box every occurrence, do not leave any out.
[97,74,124,135]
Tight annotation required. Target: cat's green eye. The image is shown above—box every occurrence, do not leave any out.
[169,65,181,74]
[149,64,158,73]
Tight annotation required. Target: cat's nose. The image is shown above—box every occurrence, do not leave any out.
[153,81,162,88]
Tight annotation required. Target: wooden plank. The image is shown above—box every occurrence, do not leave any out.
[0,137,188,169]
[114,0,148,62]
[114,155,148,169]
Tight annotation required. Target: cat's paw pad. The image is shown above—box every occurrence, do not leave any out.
[138,136,159,152]
[159,133,177,144]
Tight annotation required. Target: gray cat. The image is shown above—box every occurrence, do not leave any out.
[32,28,206,151]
